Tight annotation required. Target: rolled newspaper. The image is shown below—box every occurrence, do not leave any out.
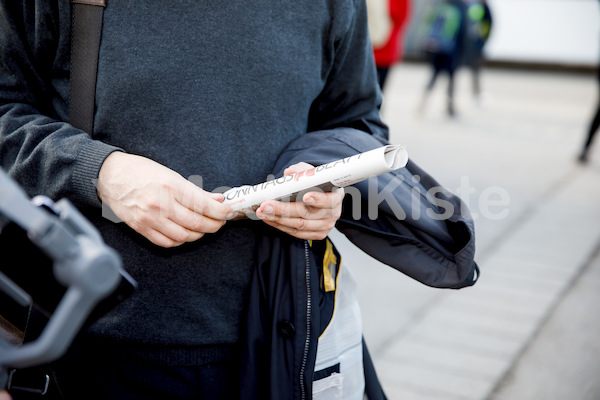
[222,145,408,214]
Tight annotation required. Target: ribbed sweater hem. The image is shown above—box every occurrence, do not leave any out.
[71,140,123,208]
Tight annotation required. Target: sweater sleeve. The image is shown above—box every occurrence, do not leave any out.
[0,1,121,208]
[307,0,389,140]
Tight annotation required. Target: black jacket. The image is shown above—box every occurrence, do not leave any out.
[240,128,479,400]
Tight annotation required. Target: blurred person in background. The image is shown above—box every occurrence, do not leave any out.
[367,0,412,91]
[418,0,468,117]
[464,0,493,105]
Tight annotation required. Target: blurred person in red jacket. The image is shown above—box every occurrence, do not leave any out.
[367,0,412,91]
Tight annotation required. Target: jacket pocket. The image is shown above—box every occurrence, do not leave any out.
[313,371,343,400]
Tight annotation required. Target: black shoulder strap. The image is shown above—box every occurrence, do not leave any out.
[69,0,106,134]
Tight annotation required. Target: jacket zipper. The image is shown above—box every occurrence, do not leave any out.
[299,240,312,400]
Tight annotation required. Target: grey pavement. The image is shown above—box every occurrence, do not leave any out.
[329,62,600,399]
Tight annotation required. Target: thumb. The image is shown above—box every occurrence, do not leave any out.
[284,162,313,176]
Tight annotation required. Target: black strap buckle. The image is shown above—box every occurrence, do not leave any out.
[7,369,50,396]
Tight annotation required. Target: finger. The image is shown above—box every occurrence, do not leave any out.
[284,162,313,176]
[256,193,339,220]
[303,187,345,210]
[169,202,227,233]
[149,214,213,244]
[174,182,233,220]
[257,200,311,220]
[127,208,206,246]
[143,225,204,248]
[257,205,335,233]
[261,219,329,241]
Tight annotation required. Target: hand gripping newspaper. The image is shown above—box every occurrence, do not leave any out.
[223,145,408,218]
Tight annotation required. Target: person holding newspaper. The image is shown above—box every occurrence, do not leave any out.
[0,1,388,399]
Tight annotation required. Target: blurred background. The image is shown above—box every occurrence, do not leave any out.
[330,0,600,399]
[403,0,599,68]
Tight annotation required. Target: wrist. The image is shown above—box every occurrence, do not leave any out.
[97,151,126,202]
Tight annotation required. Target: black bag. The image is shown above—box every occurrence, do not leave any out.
[0,212,135,400]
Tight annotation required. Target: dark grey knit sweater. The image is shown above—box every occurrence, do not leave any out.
[0,0,386,364]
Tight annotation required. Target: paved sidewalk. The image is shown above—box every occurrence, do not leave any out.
[488,243,600,400]
[329,62,600,399]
